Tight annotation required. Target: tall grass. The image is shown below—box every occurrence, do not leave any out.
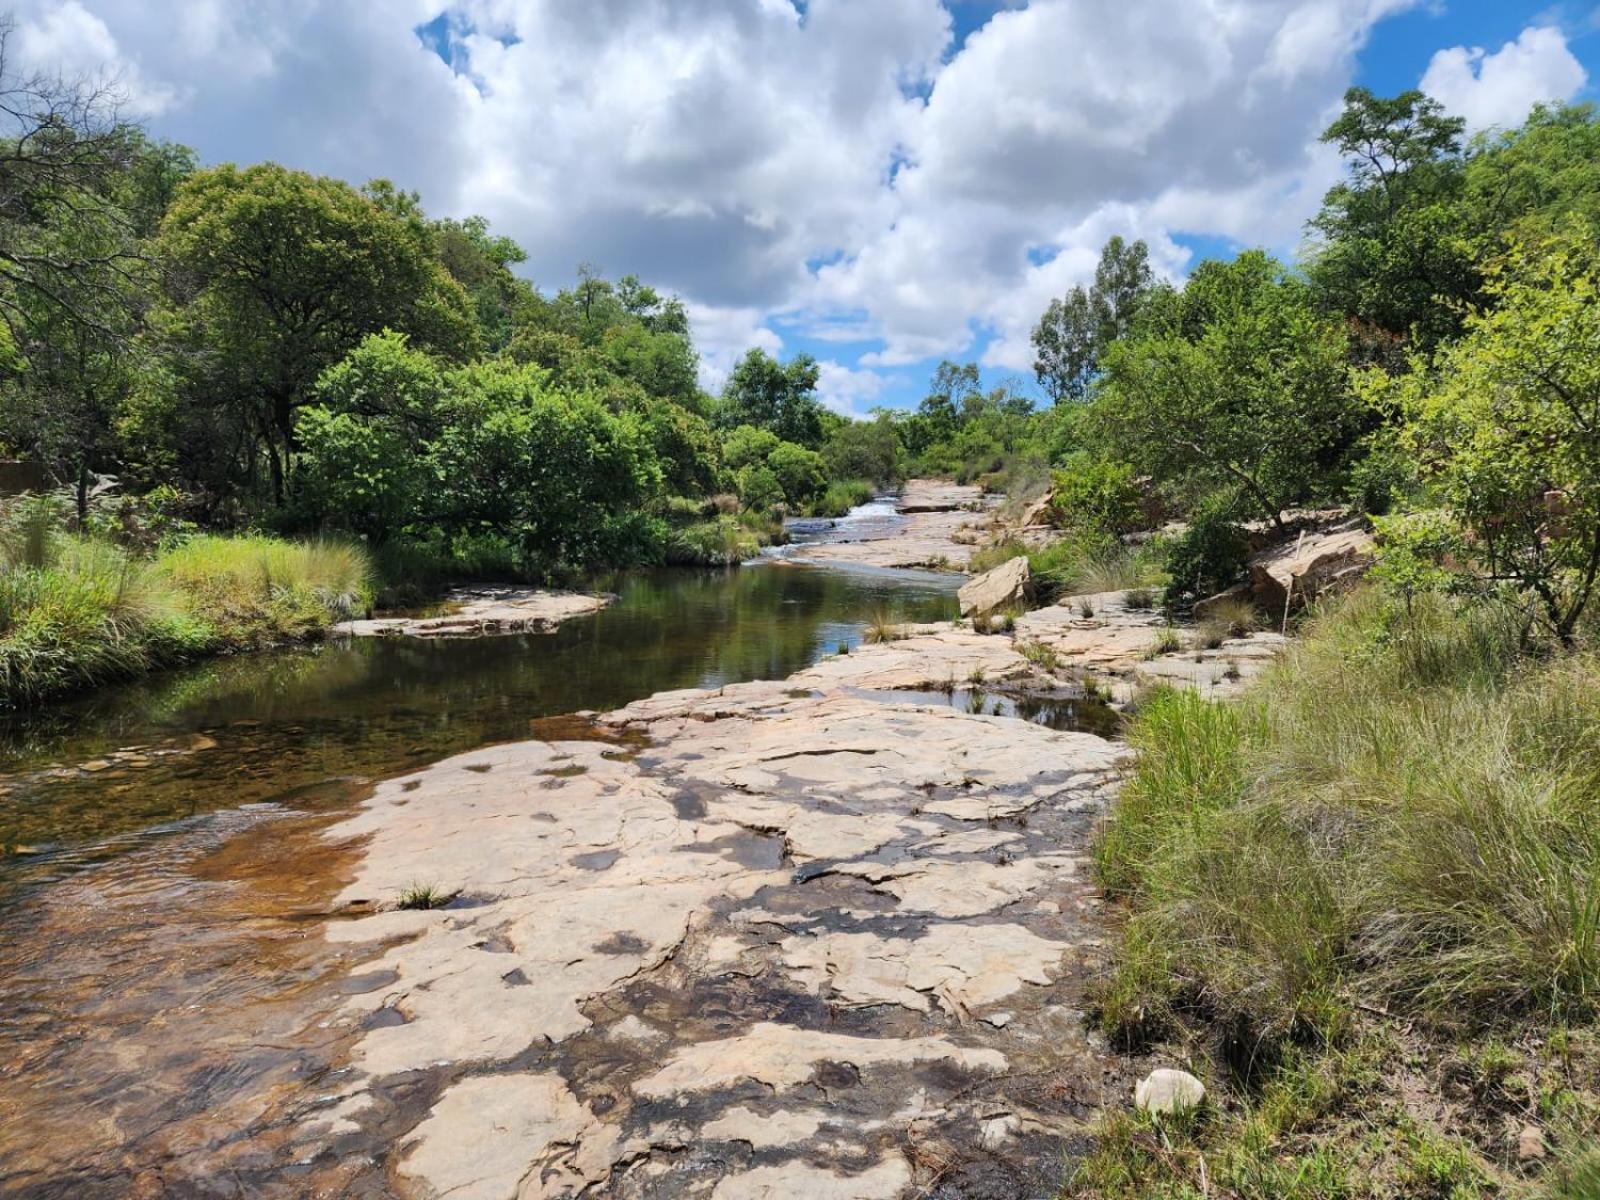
[1080,588,1600,1196]
[0,508,372,711]
[1097,589,1600,1042]
[968,536,1166,604]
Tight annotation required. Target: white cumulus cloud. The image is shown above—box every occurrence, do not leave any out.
[1421,24,1587,133]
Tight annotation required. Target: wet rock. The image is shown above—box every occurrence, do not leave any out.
[1248,519,1374,615]
[959,557,1031,618]
[1135,1068,1206,1115]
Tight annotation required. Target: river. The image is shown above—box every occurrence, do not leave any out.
[0,498,1133,1197]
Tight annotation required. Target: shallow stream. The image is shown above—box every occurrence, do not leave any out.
[0,505,1111,1195]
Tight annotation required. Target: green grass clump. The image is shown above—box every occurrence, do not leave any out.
[159,535,370,642]
[1080,587,1600,1196]
[665,516,764,566]
[808,479,875,518]
[397,882,454,910]
[0,504,372,711]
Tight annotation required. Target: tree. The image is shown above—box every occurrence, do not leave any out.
[717,349,824,446]
[823,414,902,485]
[156,163,474,502]
[432,214,533,352]
[428,359,661,574]
[1307,88,1474,352]
[766,441,826,508]
[1096,252,1357,530]
[1364,231,1600,644]
[294,331,443,541]
[1033,237,1154,403]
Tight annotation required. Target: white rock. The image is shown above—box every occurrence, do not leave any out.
[1135,1068,1206,1115]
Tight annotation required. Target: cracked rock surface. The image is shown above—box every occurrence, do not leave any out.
[303,626,1137,1198]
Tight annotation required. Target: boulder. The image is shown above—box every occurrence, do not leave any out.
[1018,491,1055,529]
[1248,519,1374,615]
[959,556,1031,618]
[1135,1068,1206,1116]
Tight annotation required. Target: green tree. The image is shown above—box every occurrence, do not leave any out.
[294,331,443,541]
[823,414,903,485]
[1307,88,1474,352]
[156,163,474,502]
[718,349,824,446]
[1032,237,1154,402]
[1364,231,1600,644]
[722,424,781,471]
[766,441,826,508]
[1096,252,1357,530]
[428,360,661,574]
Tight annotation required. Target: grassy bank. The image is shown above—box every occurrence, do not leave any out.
[0,511,370,712]
[1073,589,1600,1197]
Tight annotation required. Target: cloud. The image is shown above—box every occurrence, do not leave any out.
[5,0,1478,406]
[1420,24,1587,133]
[12,0,177,115]
[814,360,890,417]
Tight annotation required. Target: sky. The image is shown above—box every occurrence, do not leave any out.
[11,0,1597,414]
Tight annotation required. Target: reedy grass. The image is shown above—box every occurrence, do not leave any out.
[1081,586,1600,1197]
[1,513,372,711]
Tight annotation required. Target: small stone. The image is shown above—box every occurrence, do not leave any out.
[979,1113,1020,1149]
[1517,1124,1547,1162]
[982,1011,1014,1028]
[80,759,114,773]
[1135,1068,1205,1115]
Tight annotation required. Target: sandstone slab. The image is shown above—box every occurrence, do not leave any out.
[334,584,612,639]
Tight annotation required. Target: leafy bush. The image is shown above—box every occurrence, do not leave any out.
[1162,492,1250,601]
[1048,453,1143,536]
[765,441,827,508]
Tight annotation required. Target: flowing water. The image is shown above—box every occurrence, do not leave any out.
[0,507,1111,1195]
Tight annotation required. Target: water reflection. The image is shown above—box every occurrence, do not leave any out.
[0,564,958,877]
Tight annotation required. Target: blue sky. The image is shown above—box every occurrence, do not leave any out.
[8,0,1596,414]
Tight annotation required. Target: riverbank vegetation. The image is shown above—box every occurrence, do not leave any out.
[0,497,369,711]
[1040,89,1600,1199]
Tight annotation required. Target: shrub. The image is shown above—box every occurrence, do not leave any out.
[1163,492,1250,602]
[1048,453,1143,536]
[665,517,762,566]
[808,479,874,518]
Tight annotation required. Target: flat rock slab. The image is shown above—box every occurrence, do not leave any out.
[1014,589,1287,700]
[295,629,1135,1198]
[334,585,613,639]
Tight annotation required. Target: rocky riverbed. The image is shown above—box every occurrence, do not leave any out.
[0,551,1293,1196]
[783,479,992,571]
